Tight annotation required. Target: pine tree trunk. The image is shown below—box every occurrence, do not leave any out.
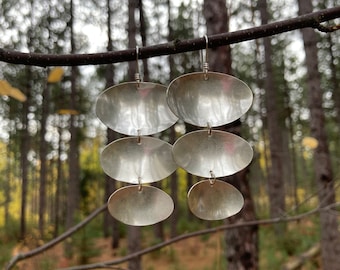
[169,125,178,238]
[166,0,180,237]
[104,131,120,248]
[203,1,258,269]
[127,0,141,268]
[39,82,49,239]
[65,0,80,257]
[298,0,340,269]
[54,122,63,238]
[258,0,286,225]
[138,0,149,81]
[101,0,120,249]
[4,144,11,229]
[203,0,231,74]
[19,67,31,240]
[327,34,340,140]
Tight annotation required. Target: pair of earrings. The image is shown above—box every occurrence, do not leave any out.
[96,37,253,226]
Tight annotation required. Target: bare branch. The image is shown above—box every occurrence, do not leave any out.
[0,7,339,67]
[6,202,340,270]
[5,204,107,270]
[57,202,340,270]
[281,243,321,270]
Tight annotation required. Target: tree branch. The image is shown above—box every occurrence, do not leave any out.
[56,202,340,270]
[5,204,107,270]
[6,202,340,270]
[0,7,339,67]
[281,243,320,270]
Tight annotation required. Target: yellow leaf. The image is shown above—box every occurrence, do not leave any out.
[8,87,27,102]
[0,80,12,95]
[57,109,79,115]
[302,136,318,149]
[48,67,64,83]
[0,80,27,102]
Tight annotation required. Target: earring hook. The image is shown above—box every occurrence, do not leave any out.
[203,35,209,80]
[135,45,141,86]
[138,176,143,192]
[209,170,216,186]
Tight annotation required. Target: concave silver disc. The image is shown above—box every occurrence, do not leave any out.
[101,136,177,184]
[172,130,253,178]
[108,185,174,226]
[187,180,244,220]
[96,82,178,136]
[166,72,253,127]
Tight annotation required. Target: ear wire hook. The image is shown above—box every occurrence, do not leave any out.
[135,45,141,87]
[137,129,141,145]
[138,176,143,192]
[207,122,212,136]
[203,35,209,80]
[209,170,216,186]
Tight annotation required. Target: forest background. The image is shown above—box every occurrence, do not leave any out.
[0,0,339,269]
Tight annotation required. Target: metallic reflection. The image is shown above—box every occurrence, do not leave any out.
[172,130,253,178]
[96,82,178,136]
[101,136,177,184]
[166,72,253,127]
[187,180,244,220]
[108,185,174,226]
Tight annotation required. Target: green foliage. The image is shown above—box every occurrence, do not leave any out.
[0,239,16,269]
[259,217,320,268]
[118,246,128,257]
[37,257,57,270]
[65,223,102,264]
[176,216,202,233]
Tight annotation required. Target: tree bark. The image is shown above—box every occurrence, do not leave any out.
[127,0,141,269]
[4,143,11,228]
[298,0,340,269]
[103,131,120,248]
[38,81,49,239]
[54,120,63,238]
[203,0,232,74]
[65,0,80,257]
[258,0,286,224]
[327,34,340,138]
[19,67,31,240]
[169,125,178,238]
[203,1,258,269]
[101,0,120,249]
[138,0,149,81]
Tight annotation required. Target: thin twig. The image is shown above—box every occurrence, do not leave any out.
[5,204,107,270]
[313,22,340,32]
[0,7,339,67]
[56,202,340,270]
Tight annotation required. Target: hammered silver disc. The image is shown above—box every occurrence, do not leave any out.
[101,136,177,184]
[172,130,253,178]
[96,82,178,136]
[108,185,174,226]
[187,179,244,220]
[166,72,253,127]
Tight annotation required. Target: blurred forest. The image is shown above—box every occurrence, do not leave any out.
[0,0,339,269]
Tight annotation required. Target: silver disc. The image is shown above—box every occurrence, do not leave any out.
[187,180,244,220]
[166,72,253,127]
[108,185,174,226]
[96,82,178,136]
[101,136,177,184]
[172,130,253,178]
